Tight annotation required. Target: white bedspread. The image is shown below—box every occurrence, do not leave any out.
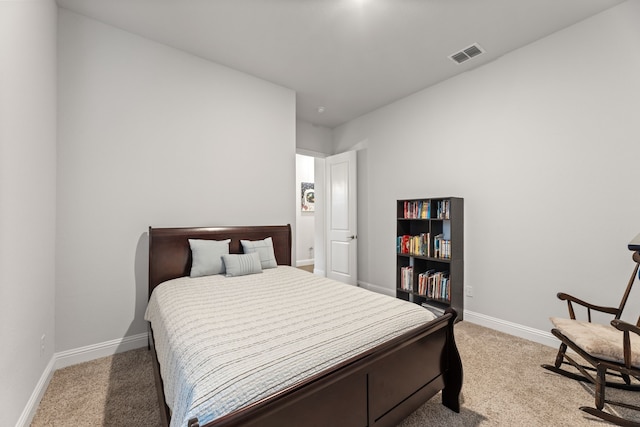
[144,266,436,426]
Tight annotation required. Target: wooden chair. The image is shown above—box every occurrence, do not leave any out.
[542,237,640,426]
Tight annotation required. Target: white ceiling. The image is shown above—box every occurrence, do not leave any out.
[56,0,624,128]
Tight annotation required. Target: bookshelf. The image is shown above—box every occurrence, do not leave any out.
[396,197,463,320]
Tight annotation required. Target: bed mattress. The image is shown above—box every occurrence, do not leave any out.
[145,266,436,426]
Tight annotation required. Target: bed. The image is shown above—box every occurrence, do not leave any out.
[146,224,462,427]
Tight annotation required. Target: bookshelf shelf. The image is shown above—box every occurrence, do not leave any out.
[398,253,452,263]
[396,197,463,320]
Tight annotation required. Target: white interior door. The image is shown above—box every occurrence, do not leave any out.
[326,150,357,285]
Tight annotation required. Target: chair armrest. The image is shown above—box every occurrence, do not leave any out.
[611,319,640,369]
[611,319,640,336]
[556,292,619,320]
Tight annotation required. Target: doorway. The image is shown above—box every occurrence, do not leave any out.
[295,153,320,273]
[295,150,357,283]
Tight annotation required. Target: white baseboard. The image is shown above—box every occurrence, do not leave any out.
[358,281,557,348]
[55,332,149,370]
[313,268,325,276]
[295,258,314,267]
[463,310,557,348]
[17,333,149,426]
[15,356,55,427]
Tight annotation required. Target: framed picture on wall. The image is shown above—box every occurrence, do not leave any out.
[301,182,315,212]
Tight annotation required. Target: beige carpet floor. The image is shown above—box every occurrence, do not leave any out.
[31,322,640,426]
[297,265,314,273]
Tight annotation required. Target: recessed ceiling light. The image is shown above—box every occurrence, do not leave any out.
[317,106,326,114]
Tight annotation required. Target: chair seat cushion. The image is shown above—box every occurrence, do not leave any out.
[550,317,640,368]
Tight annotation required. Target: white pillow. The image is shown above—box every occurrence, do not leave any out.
[240,237,277,269]
[222,252,263,277]
[188,239,231,277]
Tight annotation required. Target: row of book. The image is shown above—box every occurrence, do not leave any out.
[435,200,450,219]
[402,200,431,219]
[417,270,450,301]
[397,233,451,259]
[397,233,430,257]
[399,266,451,301]
[433,235,451,259]
[399,266,414,291]
[401,200,452,220]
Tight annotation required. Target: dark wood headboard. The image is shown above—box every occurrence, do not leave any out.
[148,224,292,297]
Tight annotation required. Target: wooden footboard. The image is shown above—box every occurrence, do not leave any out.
[151,309,462,427]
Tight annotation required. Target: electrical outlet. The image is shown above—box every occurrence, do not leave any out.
[465,286,473,297]
[40,334,46,356]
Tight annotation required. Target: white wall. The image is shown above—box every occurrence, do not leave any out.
[296,119,333,156]
[295,154,315,265]
[0,1,57,425]
[57,10,296,353]
[333,0,640,334]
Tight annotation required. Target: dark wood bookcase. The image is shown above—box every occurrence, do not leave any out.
[396,197,463,320]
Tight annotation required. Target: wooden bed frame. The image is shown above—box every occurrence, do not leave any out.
[148,224,462,427]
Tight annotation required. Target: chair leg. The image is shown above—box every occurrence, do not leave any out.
[595,365,606,410]
[554,343,567,368]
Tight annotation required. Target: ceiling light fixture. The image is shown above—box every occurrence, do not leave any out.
[317,106,326,114]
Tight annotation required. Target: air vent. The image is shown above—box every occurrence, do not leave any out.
[449,43,485,64]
